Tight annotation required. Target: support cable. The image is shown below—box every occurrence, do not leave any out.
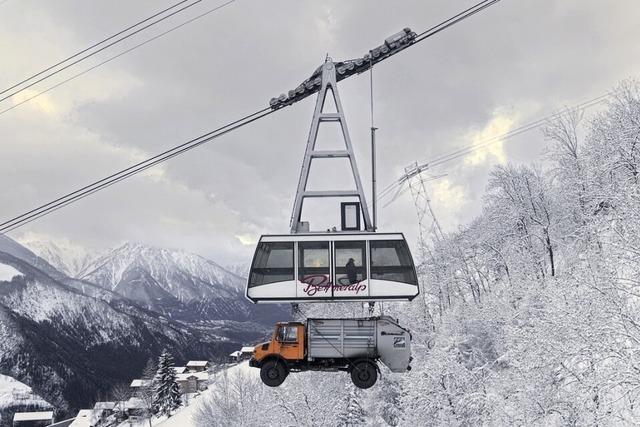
[0,0,233,104]
[414,0,502,44]
[0,107,273,233]
[1,0,194,97]
[0,0,234,118]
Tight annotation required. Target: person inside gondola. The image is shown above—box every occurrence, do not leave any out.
[345,258,358,284]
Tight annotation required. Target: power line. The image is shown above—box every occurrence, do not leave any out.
[0,0,503,233]
[0,0,234,118]
[378,92,612,204]
[0,0,233,105]
[426,93,609,168]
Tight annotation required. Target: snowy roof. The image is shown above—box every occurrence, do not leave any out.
[69,409,101,427]
[173,366,187,374]
[240,346,254,353]
[186,360,209,367]
[13,411,54,421]
[69,418,91,427]
[130,379,153,387]
[230,351,241,357]
[93,401,116,410]
[176,372,209,381]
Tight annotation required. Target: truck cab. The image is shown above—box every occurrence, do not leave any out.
[254,322,305,363]
[250,322,305,387]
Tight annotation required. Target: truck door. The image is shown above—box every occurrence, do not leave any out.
[276,324,304,361]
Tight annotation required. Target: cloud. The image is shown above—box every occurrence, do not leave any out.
[429,178,466,230]
[11,89,58,115]
[235,234,258,246]
[464,112,517,166]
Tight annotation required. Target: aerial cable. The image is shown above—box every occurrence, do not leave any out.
[0,0,234,105]
[0,0,194,98]
[0,0,234,118]
[414,0,502,44]
[0,107,273,233]
[0,1,503,233]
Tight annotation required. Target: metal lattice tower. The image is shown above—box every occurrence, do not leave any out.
[403,162,445,253]
[290,60,373,233]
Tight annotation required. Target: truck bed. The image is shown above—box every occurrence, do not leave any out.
[307,318,377,359]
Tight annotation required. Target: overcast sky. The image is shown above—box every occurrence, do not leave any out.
[1,0,638,264]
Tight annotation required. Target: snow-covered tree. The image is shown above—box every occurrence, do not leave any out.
[337,386,366,426]
[153,350,181,416]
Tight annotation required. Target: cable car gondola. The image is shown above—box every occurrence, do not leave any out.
[246,232,418,303]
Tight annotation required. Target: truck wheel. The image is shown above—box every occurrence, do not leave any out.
[260,360,287,387]
[350,361,377,389]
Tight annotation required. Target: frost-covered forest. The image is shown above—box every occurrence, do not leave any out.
[192,81,640,426]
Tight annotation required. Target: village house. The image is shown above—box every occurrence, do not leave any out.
[92,401,116,422]
[129,379,152,389]
[175,371,209,394]
[124,397,148,418]
[12,411,54,427]
[185,360,209,372]
[229,350,241,363]
[129,378,153,397]
[240,346,254,360]
[173,366,187,374]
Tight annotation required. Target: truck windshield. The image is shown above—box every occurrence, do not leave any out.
[277,325,298,343]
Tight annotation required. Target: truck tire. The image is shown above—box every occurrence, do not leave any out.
[350,361,377,389]
[260,360,287,387]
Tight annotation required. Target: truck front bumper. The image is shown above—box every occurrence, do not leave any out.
[249,357,259,368]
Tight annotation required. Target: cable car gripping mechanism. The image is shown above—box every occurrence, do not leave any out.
[269,28,417,110]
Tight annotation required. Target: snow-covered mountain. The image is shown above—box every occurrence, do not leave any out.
[224,262,250,280]
[18,237,94,278]
[80,242,245,298]
[74,243,283,324]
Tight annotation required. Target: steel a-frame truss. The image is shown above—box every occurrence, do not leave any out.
[290,60,373,233]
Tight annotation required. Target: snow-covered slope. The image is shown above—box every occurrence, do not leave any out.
[156,362,257,427]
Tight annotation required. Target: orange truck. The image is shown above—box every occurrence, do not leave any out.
[249,316,412,389]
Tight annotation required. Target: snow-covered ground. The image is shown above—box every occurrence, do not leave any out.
[0,374,50,410]
[157,362,256,427]
[116,362,257,427]
[0,262,22,282]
